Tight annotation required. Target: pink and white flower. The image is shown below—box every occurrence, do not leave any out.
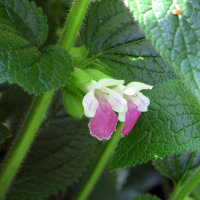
[118,82,153,137]
[82,78,153,140]
[82,79,127,140]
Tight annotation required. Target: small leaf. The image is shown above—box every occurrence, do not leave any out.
[0,0,48,47]
[131,0,200,102]
[110,80,200,170]
[153,151,200,184]
[81,0,176,85]
[133,194,160,200]
[6,101,96,200]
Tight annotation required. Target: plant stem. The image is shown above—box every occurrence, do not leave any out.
[59,0,90,51]
[76,123,123,200]
[0,91,53,198]
[170,165,200,200]
[0,0,90,198]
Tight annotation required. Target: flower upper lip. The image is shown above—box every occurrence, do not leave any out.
[83,78,153,119]
[124,82,153,95]
[83,78,127,118]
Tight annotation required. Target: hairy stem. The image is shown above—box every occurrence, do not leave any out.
[0,92,53,198]
[0,0,89,198]
[170,165,200,200]
[76,123,123,200]
[59,0,89,50]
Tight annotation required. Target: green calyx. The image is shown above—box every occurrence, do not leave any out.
[71,67,92,88]
[63,89,84,119]
[70,46,88,66]
[85,68,111,81]
[63,67,112,118]
[63,68,89,119]
[70,67,112,89]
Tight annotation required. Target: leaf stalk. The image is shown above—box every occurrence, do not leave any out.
[170,165,200,200]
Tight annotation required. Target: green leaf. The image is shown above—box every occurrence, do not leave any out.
[6,101,96,200]
[17,45,73,94]
[0,124,11,147]
[110,80,200,170]
[0,1,73,94]
[0,0,48,47]
[81,0,176,85]
[133,194,160,200]
[131,0,200,102]
[0,23,73,94]
[153,151,200,184]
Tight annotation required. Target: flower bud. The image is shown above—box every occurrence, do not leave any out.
[63,89,84,119]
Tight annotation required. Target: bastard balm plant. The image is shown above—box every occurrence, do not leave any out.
[1,0,200,200]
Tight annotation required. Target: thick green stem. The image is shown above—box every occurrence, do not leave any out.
[0,91,53,198]
[0,0,89,198]
[170,165,200,200]
[59,0,90,50]
[76,123,123,200]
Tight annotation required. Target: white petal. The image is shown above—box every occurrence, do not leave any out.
[96,78,124,89]
[104,88,127,113]
[129,92,150,112]
[118,105,128,122]
[124,82,153,95]
[84,80,97,92]
[113,84,125,93]
[138,92,150,112]
[82,90,99,117]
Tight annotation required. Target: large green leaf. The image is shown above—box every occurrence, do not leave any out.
[0,23,73,94]
[0,0,73,94]
[0,0,48,47]
[6,100,96,200]
[81,0,176,85]
[133,194,160,200]
[110,80,200,170]
[131,0,200,102]
[153,151,200,184]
